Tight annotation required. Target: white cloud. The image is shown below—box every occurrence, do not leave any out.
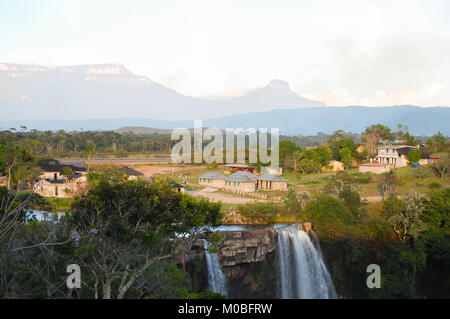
[1,0,450,106]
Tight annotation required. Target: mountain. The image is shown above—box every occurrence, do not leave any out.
[1,105,448,136]
[200,105,450,135]
[0,62,324,121]
[115,127,173,134]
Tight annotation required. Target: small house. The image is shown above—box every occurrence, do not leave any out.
[257,174,288,190]
[224,163,255,174]
[224,171,258,192]
[327,160,344,172]
[199,172,226,188]
[39,164,87,181]
[169,181,185,193]
[35,175,88,198]
[429,155,442,165]
[122,167,144,180]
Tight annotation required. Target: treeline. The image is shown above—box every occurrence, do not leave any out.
[0,129,175,157]
[280,124,449,174]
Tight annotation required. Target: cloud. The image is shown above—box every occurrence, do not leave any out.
[2,0,450,107]
[66,4,81,31]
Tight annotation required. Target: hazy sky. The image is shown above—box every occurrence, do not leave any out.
[1,0,449,106]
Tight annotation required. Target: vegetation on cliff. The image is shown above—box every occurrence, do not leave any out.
[0,177,224,298]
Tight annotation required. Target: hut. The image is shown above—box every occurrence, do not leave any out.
[198,172,226,188]
[257,174,288,190]
[224,171,258,192]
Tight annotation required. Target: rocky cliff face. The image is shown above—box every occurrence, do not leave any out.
[219,228,277,267]
[218,228,279,298]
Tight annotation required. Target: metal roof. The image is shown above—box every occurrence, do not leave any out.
[123,167,144,176]
[225,171,258,182]
[376,145,415,150]
[224,163,253,168]
[257,174,288,182]
[199,172,226,180]
[40,164,87,172]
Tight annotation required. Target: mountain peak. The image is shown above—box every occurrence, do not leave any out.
[266,79,290,89]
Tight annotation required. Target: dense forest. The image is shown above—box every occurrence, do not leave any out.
[0,129,175,157]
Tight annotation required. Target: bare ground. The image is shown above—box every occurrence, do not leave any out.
[134,165,182,177]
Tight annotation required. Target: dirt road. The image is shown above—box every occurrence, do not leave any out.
[134,165,182,177]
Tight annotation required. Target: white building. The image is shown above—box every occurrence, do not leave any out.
[375,145,424,167]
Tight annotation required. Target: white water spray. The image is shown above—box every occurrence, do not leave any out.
[203,240,227,295]
[277,224,337,299]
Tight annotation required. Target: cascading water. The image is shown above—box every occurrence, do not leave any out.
[276,224,337,299]
[203,240,227,295]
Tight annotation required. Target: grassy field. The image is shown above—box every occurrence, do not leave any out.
[281,166,449,197]
[154,163,449,204]
[46,197,72,212]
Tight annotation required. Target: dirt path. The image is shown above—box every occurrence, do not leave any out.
[134,165,182,177]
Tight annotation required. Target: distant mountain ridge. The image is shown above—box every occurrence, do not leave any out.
[1,105,449,136]
[0,62,324,121]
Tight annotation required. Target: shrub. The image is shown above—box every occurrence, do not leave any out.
[305,194,353,224]
[428,182,442,189]
[352,172,372,184]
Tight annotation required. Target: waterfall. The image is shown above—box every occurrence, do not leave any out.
[276,224,337,299]
[203,240,227,295]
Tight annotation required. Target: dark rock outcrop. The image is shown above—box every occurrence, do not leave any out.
[219,228,278,267]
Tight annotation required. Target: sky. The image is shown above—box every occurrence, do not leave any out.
[1,0,449,106]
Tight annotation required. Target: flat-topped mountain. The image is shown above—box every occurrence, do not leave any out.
[0,62,325,121]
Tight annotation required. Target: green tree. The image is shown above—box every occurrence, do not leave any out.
[387,193,428,243]
[297,158,321,174]
[394,124,417,145]
[60,166,74,177]
[420,188,449,235]
[279,140,302,171]
[426,132,446,153]
[68,179,222,299]
[323,171,355,196]
[413,166,429,180]
[377,171,400,201]
[0,144,33,190]
[339,147,353,168]
[432,155,449,179]
[305,194,353,224]
[371,241,426,298]
[407,149,421,165]
[361,124,394,157]
[330,138,357,161]
[83,141,96,171]
[339,188,363,217]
